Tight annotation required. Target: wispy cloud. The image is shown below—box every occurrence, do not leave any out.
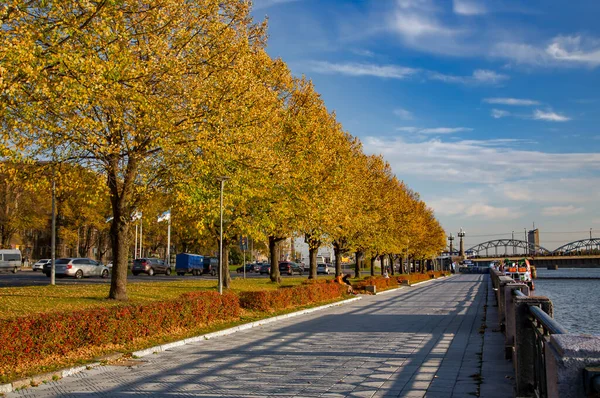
[429,69,509,85]
[533,110,570,122]
[309,61,417,79]
[493,35,600,68]
[419,127,473,134]
[484,97,540,106]
[428,197,523,220]
[309,61,506,86]
[453,0,487,16]
[351,49,375,57]
[396,127,472,135]
[393,108,414,120]
[542,205,585,216]
[491,109,510,119]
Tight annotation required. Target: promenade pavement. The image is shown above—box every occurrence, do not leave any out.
[10,274,515,398]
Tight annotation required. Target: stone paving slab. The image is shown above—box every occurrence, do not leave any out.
[8,274,514,398]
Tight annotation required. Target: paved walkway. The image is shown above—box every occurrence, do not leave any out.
[10,274,515,397]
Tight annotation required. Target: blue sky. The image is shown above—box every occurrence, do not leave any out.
[252,0,600,251]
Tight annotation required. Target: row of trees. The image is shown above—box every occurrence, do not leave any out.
[0,0,446,300]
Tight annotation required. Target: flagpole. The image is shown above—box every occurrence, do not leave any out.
[166,210,171,267]
[140,211,143,258]
[134,224,138,260]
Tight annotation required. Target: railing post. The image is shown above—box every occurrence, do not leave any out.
[513,295,553,397]
[496,275,514,331]
[504,284,530,359]
[545,335,600,398]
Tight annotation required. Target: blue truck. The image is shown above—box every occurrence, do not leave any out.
[175,253,204,276]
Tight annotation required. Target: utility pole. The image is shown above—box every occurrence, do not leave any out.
[217,176,229,295]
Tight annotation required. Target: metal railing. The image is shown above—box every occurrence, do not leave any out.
[512,289,568,397]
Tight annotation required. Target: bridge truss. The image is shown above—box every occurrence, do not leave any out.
[552,238,600,254]
[467,239,552,257]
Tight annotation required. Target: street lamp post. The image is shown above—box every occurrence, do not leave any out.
[217,176,229,295]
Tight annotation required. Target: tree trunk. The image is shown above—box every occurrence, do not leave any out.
[109,213,129,301]
[333,241,343,277]
[389,254,395,275]
[107,157,137,301]
[222,240,232,289]
[305,233,320,280]
[370,255,376,276]
[308,245,318,279]
[354,251,361,278]
[380,255,385,275]
[269,235,284,282]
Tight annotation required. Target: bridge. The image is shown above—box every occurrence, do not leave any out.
[465,238,600,257]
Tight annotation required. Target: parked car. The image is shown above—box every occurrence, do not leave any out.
[317,263,331,275]
[202,256,218,276]
[176,253,204,276]
[0,249,22,274]
[259,263,271,274]
[44,257,110,279]
[278,261,303,276]
[251,262,262,272]
[32,259,50,272]
[132,258,171,276]
[236,263,255,273]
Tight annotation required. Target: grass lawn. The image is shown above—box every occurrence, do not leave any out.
[0,276,323,320]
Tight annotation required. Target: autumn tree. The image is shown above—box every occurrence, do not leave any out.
[1,0,275,300]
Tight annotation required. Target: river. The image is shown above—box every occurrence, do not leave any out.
[533,268,600,335]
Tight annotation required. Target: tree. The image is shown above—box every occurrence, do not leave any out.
[1,0,273,300]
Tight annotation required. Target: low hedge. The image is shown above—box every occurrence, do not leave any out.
[0,291,240,382]
[354,276,399,292]
[239,280,348,312]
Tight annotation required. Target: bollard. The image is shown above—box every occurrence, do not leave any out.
[513,295,553,397]
[504,284,530,359]
[496,275,515,331]
[546,336,600,398]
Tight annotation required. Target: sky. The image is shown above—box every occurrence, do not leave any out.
[251,0,600,252]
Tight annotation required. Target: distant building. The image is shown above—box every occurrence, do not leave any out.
[528,229,540,254]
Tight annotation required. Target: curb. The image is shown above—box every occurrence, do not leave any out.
[372,274,453,296]
[0,296,362,395]
[133,296,362,357]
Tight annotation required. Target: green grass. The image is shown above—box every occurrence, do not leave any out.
[0,277,321,320]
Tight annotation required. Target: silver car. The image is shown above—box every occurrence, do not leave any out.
[46,258,110,279]
[32,259,50,271]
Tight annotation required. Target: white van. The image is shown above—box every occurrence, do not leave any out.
[0,249,22,273]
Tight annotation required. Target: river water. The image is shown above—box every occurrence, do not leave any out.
[533,268,600,335]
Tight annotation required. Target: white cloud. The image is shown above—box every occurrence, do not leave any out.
[428,198,522,220]
[396,127,419,133]
[546,35,600,67]
[308,61,417,79]
[419,127,473,134]
[309,62,506,86]
[533,109,570,122]
[396,127,472,135]
[497,178,600,204]
[491,109,510,118]
[493,35,600,68]
[362,135,600,184]
[484,98,540,106]
[394,108,414,120]
[429,69,509,85]
[542,206,585,216]
[453,0,487,15]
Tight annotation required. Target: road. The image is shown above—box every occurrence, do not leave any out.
[0,267,358,288]
[7,274,514,398]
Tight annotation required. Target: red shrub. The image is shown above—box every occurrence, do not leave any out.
[239,282,347,312]
[0,291,240,380]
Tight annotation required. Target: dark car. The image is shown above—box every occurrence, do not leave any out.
[236,263,255,273]
[251,262,262,272]
[132,258,171,276]
[259,263,271,274]
[202,256,218,276]
[278,261,303,276]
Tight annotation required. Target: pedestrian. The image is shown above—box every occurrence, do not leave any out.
[340,273,355,294]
